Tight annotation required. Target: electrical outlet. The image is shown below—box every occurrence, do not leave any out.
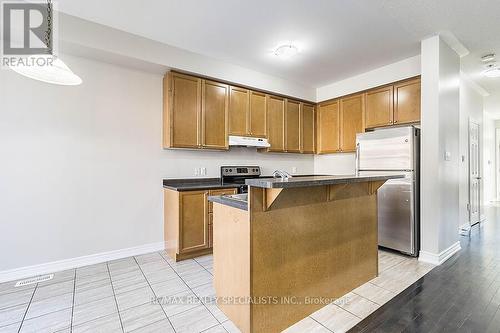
[291,167,297,174]
[201,167,207,176]
[194,168,199,176]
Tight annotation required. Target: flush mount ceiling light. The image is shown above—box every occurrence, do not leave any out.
[481,53,496,62]
[273,44,299,59]
[483,64,500,78]
[9,0,82,86]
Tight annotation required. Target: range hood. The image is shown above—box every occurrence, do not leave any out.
[229,135,271,148]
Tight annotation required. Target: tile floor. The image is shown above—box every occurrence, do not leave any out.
[0,250,434,333]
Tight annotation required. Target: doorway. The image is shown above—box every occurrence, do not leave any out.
[469,121,481,225]
[497,128,500,201]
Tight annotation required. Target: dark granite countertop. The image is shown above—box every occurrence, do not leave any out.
[208,194,248,211]
[163,178,240,191]
[245,174,405,189]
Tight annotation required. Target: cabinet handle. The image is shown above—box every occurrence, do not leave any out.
[394,120,398,123]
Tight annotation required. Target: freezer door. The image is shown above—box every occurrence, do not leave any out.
[356,127,415,171]
[377,172,415,255]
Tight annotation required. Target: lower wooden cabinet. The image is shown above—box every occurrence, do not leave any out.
[164,187,237,261]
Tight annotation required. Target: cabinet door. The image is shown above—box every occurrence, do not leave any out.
[317,100,340,153]
[301,103,315,153]
[285,99,301,153]
[164,72,201,148]
[267,96,286,152]
[249,91,267,137]
[394,78,421,125]
[202,80,229,149]
[229,86,249,136]
[365,85,393,128]
[340,94,364,152]
[179,191,209,253]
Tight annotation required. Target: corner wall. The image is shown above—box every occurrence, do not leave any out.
[419,35,461,264]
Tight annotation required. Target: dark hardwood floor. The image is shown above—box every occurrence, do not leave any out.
[350,205,500,333]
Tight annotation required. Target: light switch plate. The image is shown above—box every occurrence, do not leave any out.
[445,151,451,161]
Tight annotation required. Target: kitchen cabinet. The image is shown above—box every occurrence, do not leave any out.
[163,72,202,149]
[163,72,229,150]
[340,93,365,152]
[267,95,286,152]
[285,99,301,153]
[316,100,340,153]
[229,86,250,136]
[228,87,268,138]
[364,77,421,129]
[249,91,267,137]
[164,187,237,261]
[178,191,209,254]
[394,78,421,125]
[301,103,315,153]
[365,85,394,128]
[202,80,229,149]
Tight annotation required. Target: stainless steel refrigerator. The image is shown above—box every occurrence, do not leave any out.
[356,126,420,256]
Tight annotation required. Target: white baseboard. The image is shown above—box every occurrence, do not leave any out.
[419,241,461,266]
[0,242,165,284]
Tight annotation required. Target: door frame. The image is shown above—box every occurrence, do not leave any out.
[468,120,481,226]
[496,128,500,201]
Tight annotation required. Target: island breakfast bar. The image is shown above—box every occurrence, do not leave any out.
[209,174,404,333]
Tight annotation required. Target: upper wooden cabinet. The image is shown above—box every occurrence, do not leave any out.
[365,77,421,129]
[317,100,340,154]
[365,85,393,128]
[267,95,285,152]
[202,80,229,149]
[163,72,228,150]
[394,78,421,125]
[285,99,301,153]
[249,91,267,137]
[228,86,250,136]
[340,94,365,152]
[301,103,315,153]
[163,72,202,148]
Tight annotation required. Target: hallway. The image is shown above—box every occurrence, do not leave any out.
[352,205,500,332]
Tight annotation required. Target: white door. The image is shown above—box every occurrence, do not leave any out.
[469,122,480,225]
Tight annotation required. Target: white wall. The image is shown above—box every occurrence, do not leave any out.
[313,55,421,175]
[420,36,461,261]
[458,76,484,227]
[316,55,421,102]
[0,54,314,273]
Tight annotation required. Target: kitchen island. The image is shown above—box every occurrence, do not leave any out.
[208,174,403,333]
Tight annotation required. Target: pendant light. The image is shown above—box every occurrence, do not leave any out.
[9,0,82,85]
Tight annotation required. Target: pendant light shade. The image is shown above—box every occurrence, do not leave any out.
[8,0,82,86]
[10,55,82,86]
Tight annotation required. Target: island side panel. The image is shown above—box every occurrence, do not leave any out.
[213,203,251,333]
[249,184,378,333]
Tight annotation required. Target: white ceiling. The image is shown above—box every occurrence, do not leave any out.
[57,0,500,95]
